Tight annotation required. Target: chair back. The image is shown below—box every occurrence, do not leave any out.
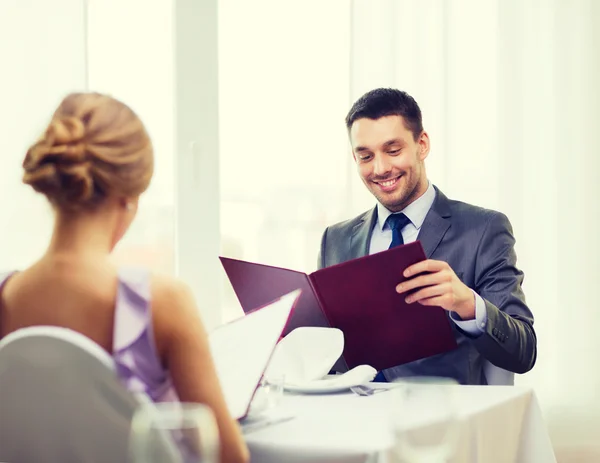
[484,360,514,385]
[0,326,179,462]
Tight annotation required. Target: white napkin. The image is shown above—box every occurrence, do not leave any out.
[264,327,343,384]
[264,327,376,387]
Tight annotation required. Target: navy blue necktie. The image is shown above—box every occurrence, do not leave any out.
[373,212,412,383]
[387,213,411,249]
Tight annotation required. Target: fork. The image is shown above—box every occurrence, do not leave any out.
[350,384,388,396]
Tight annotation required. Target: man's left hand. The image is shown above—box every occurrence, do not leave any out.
[396,259,475,320]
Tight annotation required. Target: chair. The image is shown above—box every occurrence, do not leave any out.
[0,326,182,463]
[484,360,514,385]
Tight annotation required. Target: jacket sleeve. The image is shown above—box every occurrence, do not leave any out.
[460,212,537,374]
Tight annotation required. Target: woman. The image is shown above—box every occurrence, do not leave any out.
[0,93,249,463]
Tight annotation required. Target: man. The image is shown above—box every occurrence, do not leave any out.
[318,88,536,385]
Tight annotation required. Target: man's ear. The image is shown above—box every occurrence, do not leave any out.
[418,131,431,160]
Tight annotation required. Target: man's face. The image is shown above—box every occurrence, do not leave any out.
[350,115,429,212]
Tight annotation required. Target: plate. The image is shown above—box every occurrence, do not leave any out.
[284,380,360,394]
[283,364,377,394]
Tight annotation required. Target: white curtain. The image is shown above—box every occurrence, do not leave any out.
[350,0,600,458]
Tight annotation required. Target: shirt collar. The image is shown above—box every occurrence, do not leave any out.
[376,181,436,231]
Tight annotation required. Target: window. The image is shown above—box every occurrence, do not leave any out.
[0,0,86,270]
[218,0,352,322]
[87,0,176,275]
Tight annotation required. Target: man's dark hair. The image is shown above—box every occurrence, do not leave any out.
[345,88,423,141]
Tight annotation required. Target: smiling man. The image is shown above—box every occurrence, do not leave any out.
[317,88,536,384]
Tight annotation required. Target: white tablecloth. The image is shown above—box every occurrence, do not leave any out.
[244,386,556,463]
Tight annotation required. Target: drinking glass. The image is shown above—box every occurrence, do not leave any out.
[249,374,286,416]
[388,377,461,463]
[129,402,219,463]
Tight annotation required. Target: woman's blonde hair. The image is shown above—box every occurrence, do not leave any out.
[23,92,154,210]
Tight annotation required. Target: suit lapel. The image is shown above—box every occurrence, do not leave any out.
[347,186,453,260]
[418,186,452,258]
[349,207,377,259]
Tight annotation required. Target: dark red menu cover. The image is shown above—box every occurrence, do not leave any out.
[219,241,457,371]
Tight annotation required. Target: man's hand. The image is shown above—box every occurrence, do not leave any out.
[396,259,475,320]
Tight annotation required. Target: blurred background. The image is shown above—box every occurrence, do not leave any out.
[1,0,598,460]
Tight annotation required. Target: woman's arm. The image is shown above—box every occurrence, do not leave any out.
[152,275,249,463]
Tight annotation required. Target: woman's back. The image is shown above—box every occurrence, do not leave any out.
[0,258,118,350]
[0,256,176,402]
[0,92,248,463]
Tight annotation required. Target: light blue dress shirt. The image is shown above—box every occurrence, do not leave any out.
[368,182,487,335]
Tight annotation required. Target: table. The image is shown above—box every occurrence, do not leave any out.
[244,386,556,463]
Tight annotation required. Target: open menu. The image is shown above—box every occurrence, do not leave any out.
[220,241,457,372]
[208,290,300,420]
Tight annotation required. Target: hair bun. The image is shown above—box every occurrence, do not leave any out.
[47,116,85,145]
[22,116,95,208]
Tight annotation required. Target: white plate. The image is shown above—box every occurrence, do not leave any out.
[283,364,378,394]
[284,380,360,394]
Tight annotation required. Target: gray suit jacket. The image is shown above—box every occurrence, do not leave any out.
[317,186,536,385]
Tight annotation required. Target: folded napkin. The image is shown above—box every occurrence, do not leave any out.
[264,327,376,387]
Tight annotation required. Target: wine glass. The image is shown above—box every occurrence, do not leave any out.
[388,377,461,463]
[129,402,219,463]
